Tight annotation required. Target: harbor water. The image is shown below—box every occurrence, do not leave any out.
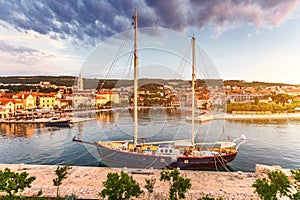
[0,110,299,172]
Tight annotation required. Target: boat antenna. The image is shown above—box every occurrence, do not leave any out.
[133,9,138,146]
[191,34,196,147]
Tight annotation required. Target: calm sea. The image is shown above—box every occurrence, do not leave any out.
[0,110,299,172]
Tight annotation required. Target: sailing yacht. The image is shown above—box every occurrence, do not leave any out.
[73,10,246,170]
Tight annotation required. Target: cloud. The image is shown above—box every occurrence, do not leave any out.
[0,0,298,47]
[0,40,54,65]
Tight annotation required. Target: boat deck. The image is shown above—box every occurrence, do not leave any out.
[96,141,237,157]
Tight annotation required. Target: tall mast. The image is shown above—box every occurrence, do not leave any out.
[133,9,138,146]
[191,34,196,147]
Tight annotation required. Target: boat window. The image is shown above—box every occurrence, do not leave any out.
[169,149,172,153]
[160,149,163,153]
[184,160,189,164]
[165,149,168,153]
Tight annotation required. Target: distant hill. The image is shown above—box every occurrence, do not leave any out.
[0,76,298,89]
[223,80,298,88]
[0,76,76,87]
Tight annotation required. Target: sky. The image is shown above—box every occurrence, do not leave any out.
[0,0,300,84]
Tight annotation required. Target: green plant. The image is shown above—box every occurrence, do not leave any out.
[65,194,76,200]
[198,195,224,200]
[160,168,191,200]
[253,170,291,200]
[253,169,300,200]
[53,166,71,199]
[145,177,156,200]
[100,171,143,200]
[0,168,36,197]
[37,189,43,196]
[289,169,300,200]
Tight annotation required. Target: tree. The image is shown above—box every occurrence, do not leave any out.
[271,93,292,105]
[160,168,191,200]
[100,171,143,200]
[53,165,72,199]
[0,168,36,197]
[145,177,156,200]
[253,170,291,200]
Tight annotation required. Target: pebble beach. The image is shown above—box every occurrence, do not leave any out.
[0,163,260,200]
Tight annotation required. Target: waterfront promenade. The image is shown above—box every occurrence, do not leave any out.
[0,117,94,124]
[3,112,299,125]
[0,163,259,199]
[191,112,300,122]
[224,112,300,120]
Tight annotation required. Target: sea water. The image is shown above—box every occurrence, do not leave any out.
[0,111,299,172]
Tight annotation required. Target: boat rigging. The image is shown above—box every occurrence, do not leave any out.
[73,9,247,170]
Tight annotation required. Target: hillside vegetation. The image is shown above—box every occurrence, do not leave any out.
[0,76,298,90]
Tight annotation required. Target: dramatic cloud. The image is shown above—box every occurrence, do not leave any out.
[0,0,299,46]
[0,40,54,65]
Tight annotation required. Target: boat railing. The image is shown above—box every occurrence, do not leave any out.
[234,135,247,150]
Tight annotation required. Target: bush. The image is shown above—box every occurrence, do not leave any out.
[100,171,143,200]
[253,169,300,200]
[290,169,300,199]
[198,195,223,200]
[0,168,36,197]
[160,168,191,200]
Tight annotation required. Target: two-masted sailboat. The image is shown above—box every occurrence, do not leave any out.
[73,10,246,170]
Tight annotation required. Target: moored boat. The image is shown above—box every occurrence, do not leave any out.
[73,10,246,170]
[45,117,71,127]
[91,139,245,169]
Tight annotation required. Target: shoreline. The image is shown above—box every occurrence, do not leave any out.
[3,112,300,125]
[0,117,95,124]
[188,112,300,122]
[223,112,300,120]
[0,163,259,200]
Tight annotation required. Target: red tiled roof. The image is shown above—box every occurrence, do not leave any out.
[57,99,72,102]
[95,96,106,99]
[37,93,55,97]
[0,98,21,105]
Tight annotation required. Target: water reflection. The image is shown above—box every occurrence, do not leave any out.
[0,111,300,171]
[96,111,118,123]
[229,118,290,125]
[0,123,44,138]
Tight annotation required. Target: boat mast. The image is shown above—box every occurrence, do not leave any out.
[133,9,138,146]
[191,34,196,147]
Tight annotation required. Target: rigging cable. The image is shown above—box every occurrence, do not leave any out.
[121,49,134,79]
[195,44,211,82]
[55,150,91,166]
[98,40,126,91]
[176,40,192,76]
[98,24,132,90]
[216,153,231,172]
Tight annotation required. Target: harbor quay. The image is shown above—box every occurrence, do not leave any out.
[0,163,264,199]
[2,112,300,125]
[0,117,94,124]
[223,112,300,120]
[187,112,300,122]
